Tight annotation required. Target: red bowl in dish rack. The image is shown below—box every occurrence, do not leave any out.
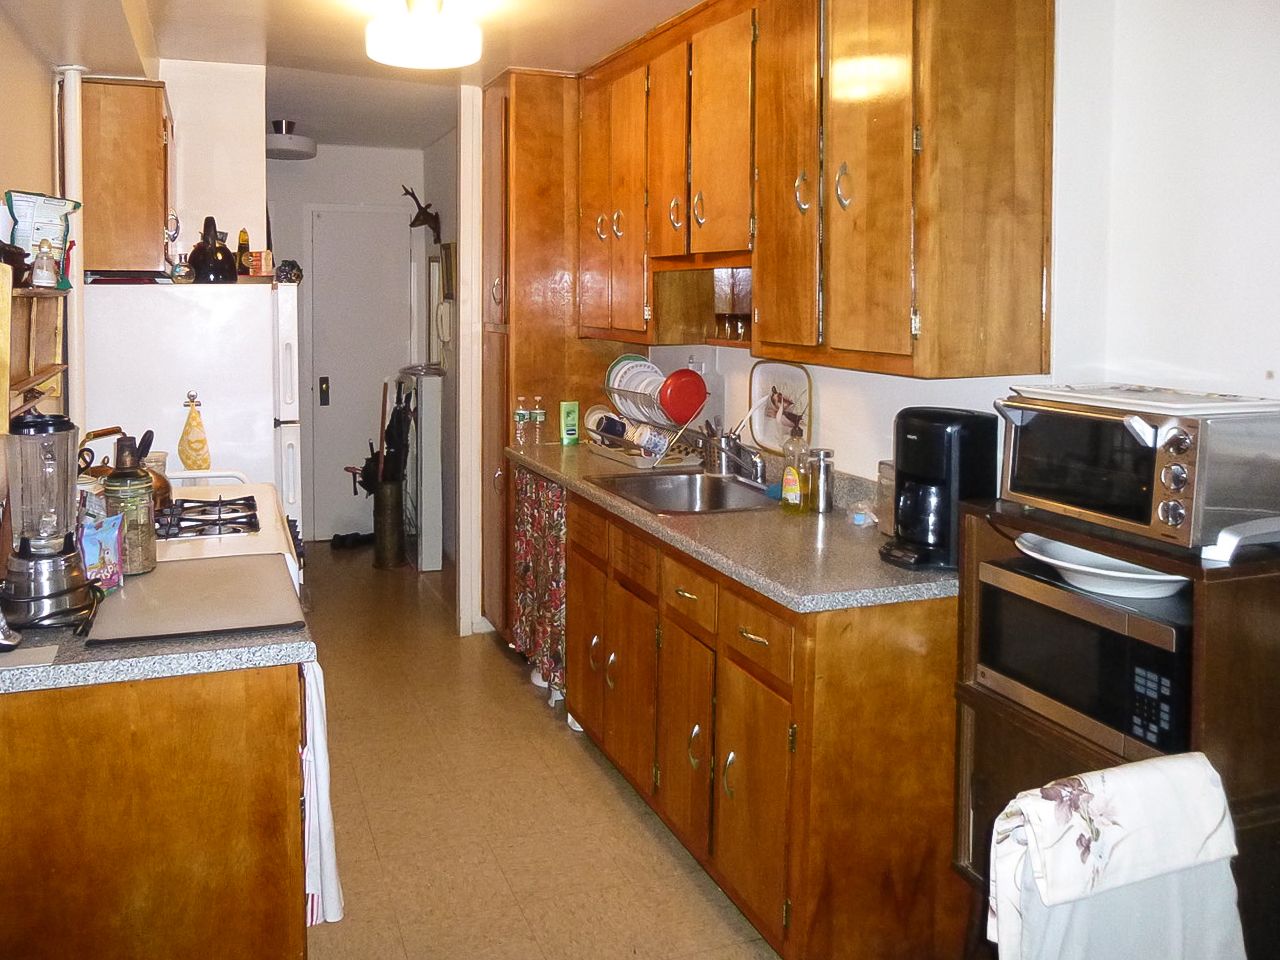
[658,368,708,426]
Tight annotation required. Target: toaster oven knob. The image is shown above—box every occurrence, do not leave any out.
[1164,429,1193,455]
[1158,500,1186,527]
[1161,463,1189,491]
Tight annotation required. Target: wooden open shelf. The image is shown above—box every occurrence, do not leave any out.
[2,265,68,423]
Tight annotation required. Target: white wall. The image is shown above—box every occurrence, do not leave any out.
[267,143,429,539]
[159,59,266,250]
[706,0,1279,481]
[422,126,462,578]
[1101,0,1280,395]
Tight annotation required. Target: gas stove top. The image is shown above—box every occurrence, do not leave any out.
[156,496,261,540]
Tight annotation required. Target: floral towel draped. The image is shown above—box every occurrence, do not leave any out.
[509,466,567,690]
[988,751,1241,957]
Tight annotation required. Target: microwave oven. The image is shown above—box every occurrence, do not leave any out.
[975,557,1191,758]
[995,384,1280,548]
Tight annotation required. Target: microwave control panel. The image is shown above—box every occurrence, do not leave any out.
[1130,664,1179,749]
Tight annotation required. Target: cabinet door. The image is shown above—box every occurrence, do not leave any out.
[713,657,791,944]
[689,11,755,254]
[482,84,508,328]
[566,546,607,739]
[480,327,508,633]
[823,0,914,355]
[604,579,659,793]
[647,42,690,259]
[656,618,714,857]
[82,81,169,272]
[579,79,613,332]
[754,0,820,348]
[608,67,649,332]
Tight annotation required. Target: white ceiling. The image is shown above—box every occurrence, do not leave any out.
[0,0,697,149]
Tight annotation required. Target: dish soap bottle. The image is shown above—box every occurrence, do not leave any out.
[781,425,810,514]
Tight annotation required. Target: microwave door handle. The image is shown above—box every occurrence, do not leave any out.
[994,399,1157,447]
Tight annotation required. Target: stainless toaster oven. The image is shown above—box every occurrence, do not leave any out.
[995,384,1280,549]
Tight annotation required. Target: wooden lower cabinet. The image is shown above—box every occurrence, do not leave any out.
[603,578,659,794]
[563,494,968,958]
[0,665,304,959]
[655,617,715,857]
[565,544,607,739]
[713,655,793,945]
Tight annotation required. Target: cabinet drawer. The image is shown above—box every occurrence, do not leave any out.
[610,523,659,595]
[661,554,717,636]
[568,498,609,561]
[719,591,793,684]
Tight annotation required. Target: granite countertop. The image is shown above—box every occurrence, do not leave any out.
[0,622,315,695]
[506,444,958,614]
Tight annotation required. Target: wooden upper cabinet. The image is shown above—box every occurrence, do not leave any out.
[754,0,821,348]
[578,79,613,331]
[608,67,649,332]
[81,79,171,273]
[647,42,690,259]
[482,84,508,327]
[689,10,755,254]
[823,0,914,357]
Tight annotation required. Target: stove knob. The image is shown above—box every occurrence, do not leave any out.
[1164,429,1193,455]
[1158,500,1186,527]
[1161,463,1189,491]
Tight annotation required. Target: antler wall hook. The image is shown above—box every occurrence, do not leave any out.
[402,185,442,244]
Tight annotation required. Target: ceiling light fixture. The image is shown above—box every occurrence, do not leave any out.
[365,0,483,70]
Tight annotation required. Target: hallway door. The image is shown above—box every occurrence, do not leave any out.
[308,207,412,540]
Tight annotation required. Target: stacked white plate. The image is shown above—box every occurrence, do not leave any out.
[1014,533,1189,599]
[605,354,672,425]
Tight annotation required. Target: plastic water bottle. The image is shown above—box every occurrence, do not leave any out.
[514,396,529,446]
[530,396,546,445]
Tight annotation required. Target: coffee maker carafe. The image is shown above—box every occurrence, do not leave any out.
[1,413,96,627]
[880,407,998,570]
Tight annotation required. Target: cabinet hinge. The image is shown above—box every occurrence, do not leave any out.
[788,723,798,753]
[656,623,663,649]
[910,307,921,339]
[644,188,649,207]
[643,302,653,325]
[783,899,792,929]
[653,762,661,790]
[912,125,923,154]
[752,18,759,41]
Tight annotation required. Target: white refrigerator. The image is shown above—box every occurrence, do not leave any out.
[82,283,304,532]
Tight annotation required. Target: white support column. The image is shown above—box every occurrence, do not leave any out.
[455,84,487,637]
[55,65,88,429]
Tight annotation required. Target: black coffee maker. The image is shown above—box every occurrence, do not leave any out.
[879,407,998,570]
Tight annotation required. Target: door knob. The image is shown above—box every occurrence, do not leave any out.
[318,376,330,407]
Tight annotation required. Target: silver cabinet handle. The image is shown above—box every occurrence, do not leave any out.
[835,161,853,210]
[674,587,699,602]
[611,209,623,239]
[692,190,706,227]
[738,626,769,646]
[165,211,181,243]
[794,171,811,213]
[595,214,608,241]
[490,277,503,304]
[588,634,601,671]
[722,750,737,798]
[668,196,683,230]
[605,651,617,689]
[687,723,702,770]
[492,467,503,492]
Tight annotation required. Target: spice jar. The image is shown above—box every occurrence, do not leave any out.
[103,436,157,576]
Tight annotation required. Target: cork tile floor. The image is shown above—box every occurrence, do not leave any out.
[305,546,780,960]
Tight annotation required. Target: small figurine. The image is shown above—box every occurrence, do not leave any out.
[275,259,304,283]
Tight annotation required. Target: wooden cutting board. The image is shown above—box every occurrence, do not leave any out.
[87,554,304,645]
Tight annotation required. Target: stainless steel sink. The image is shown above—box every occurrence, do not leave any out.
[587,471,777,515]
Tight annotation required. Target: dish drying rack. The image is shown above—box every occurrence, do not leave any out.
[584,384,707,470]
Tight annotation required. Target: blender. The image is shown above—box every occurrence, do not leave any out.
[1,413,96,628]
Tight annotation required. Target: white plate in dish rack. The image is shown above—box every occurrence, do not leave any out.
[1014,533,1189,599]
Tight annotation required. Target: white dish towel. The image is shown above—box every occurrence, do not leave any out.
[988,751,1245,960]
[302,660,344,925]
